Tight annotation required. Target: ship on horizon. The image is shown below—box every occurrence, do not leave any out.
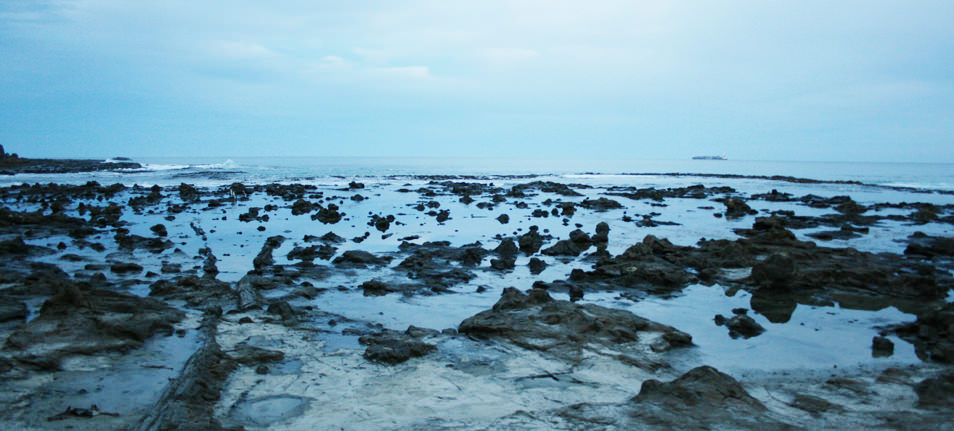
[692,155,727,160]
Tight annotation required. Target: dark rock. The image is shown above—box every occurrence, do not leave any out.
[579,197,623,211]
[312,204,343,224]
[790,394,844,415]
[621,366,792,430]
[542,230,592,257]
[266,301,298,322]
[110,262,143,274]
[253,236,286,271]
[510,181,584,197]
[496,214,510,224]
[0,236,53,256]
[568,284,584,302]
[291,199,316,216]
[317,232,346,243]
[518,226,545,255]
[230,342,285,365]
[490,257,516,271]
[0,297,27,323]
[750,253,795,287]
[287,244,337,263]
[133,315,235,431]
[528,257,547,274]
[361,280,390,296]
[6,284,184,370]
[149,275,236,308]
[333,250,392,268]
[915,372,954,408]
[725,314,765,338]
[373,214,395,232]
[161,262,181,274]
[178,183,200,202]
[459,287,692,364]
[405,325,440,338]
[893,303,954,363]
[531,209,549,218]
[150,223,168,237]
[494,238,519,258]
[360,331,436,365]
[721,197,757,219]
[114,232,174,253]
[592,221,610,248]
[905,233,954,258]
[239,207,263,222]
[872,336,894,357]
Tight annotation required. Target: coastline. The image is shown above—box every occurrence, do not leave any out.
[0,163,951,429]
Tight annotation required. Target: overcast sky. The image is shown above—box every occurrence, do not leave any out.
[1,1,952,161]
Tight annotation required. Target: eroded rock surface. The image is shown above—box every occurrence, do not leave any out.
[5,284,184,370]
[459,287,692,365]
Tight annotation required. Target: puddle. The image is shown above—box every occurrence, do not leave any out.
[584,285,920,372]
[229,395,312,426]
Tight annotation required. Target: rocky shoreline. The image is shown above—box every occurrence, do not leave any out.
[0,146,142,174]
[0,173,952,429]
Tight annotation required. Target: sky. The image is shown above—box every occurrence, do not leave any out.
[1,1,952,162]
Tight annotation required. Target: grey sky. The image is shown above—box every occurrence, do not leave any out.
[1,1,952,161]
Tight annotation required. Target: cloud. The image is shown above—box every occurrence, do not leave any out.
[369,65,431,80]
[480,48,540,64]
[213,41,276,60]
[2,1,954,160]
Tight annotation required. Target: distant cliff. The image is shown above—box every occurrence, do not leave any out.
[0,146,142,174]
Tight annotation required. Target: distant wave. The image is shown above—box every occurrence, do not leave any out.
[882,182,954,191]
[139,159,241,172]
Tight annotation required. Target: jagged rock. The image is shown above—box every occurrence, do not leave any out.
[360,331,436,365]
[178,183,200,202]
[459,287,692,364]
[916,372,954,408]
[721,197,757,219]
[905,233,954,258]
[6,284,184,370]
[287,244,337,263]
[893,303,954,363]
[312,204,343,224]
[115,232,173,253]
[580,197,623,211]
[872,336,894,357]
[490,257,516,271]
[750,252,795,287]
[593,221,610,248]
[518,226,545,255]
[725,314,765,338]
[0,297,27,323]
[625,366,792,430]
[528,257,547,274]
[542,229,592,257]
[149,223,168,237]
[230,342,285,365]
[333,250,392,268]
[150,276,236,308]
[110,262,143,274]
[493,238,519,258]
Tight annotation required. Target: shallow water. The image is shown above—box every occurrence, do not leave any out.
[4,161,953,378]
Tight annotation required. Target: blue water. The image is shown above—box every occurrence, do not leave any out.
[4,157,954,191]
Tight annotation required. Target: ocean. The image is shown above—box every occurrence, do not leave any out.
[4,157,954,191]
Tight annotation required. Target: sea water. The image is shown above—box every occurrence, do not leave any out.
[5,156,954,371]
[4,157,954,191]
